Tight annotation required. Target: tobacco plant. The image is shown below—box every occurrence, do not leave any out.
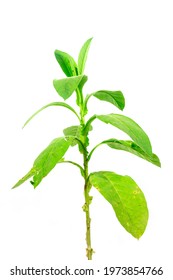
[13,38,161,260]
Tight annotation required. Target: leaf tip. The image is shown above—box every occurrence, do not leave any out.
[22,123,26,129]
[88,37,93,42]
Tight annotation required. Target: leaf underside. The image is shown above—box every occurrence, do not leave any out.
[97,114,152,156]
[89,171,149,239]
[93,90,125,110]
[102,139,161,167]
[53,75,83,100]
[13,137,70,189]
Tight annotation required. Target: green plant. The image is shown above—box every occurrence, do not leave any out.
[13,38,161,260]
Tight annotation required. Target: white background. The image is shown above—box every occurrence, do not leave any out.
[0,0,172,279]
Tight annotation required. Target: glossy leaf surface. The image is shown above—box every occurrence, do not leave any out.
[89,171,149,239]
[53,75,83,100]
[54,50,77,77]
[97,114,152,156]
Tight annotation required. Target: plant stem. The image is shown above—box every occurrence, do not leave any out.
[83,151,93,260]
[79,90,93,260]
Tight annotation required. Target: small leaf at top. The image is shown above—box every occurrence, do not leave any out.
[89,171,149,239]
[97,114,152,156]
[13,137,70,189]
[102,139,161,167]
[54,50,78,77]
[78,38,93,75]
[53,75,83,100]
[92,90,125,110]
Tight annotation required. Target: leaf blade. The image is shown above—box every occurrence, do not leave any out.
[97,114,152,156]
[23,102,79,128]
[78,38,93,74]
[102,139,161,167]
[54,50,78,77]
[12,168,36,189]
[92,90,125,110]
[89,171,149,239]
[53,75,83,100]
[63,125,81,146]
[13,137,70,189]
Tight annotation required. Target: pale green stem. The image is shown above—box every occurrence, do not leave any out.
[83,151,93,260]
[78,88,94,260]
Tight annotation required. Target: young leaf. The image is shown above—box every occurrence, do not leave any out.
[89,90,125,110]
[23,102,80,128]
[63,125,81,146]
[54,50,78,77]
[63,125,91,153]
[89,171,149,239]
[78,38,93,74]
[97,114,152,156]
[13,137,70,189]
[53,75,83,100]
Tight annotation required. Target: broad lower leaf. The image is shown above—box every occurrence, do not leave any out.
[102,139,161,167]
[13,137,70,189]
[54,50,78,77]
[92,90,125,110]
[97,114,152,156]
[89,171,148,239]
[63,125,81,146]
[78,38,93,75]
[53,75,83,100]
[23,102,79,128]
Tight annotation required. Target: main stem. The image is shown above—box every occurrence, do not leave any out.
[79,91,93,260]
[83,151,93,260]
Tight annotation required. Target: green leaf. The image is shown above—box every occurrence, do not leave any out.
[78,38,93,75]
[13,137,70,189]
[104,139,161,167]
[23,102,80,128]
[54,50,78,77]
[76,75,88,107]
[78,75,88,92]
[63,125,81,146]
[53,75,84,100]
[92,90,125,110]
[89,171,149,239]
[97,114,152,156]
[12,168,36,189]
